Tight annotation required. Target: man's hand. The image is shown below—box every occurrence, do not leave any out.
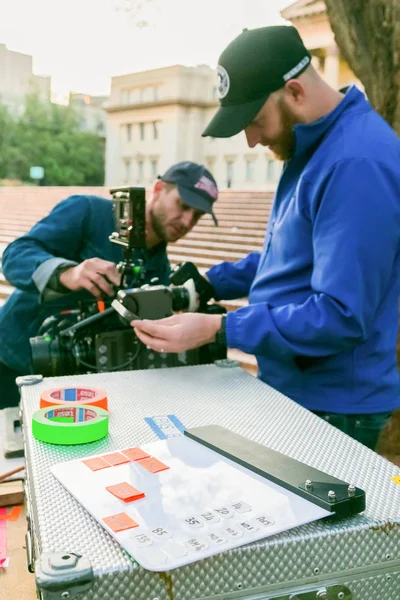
[59,258,121,299]
[131,313,222,353]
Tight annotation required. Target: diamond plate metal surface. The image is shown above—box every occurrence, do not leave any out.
[21,365,400,600]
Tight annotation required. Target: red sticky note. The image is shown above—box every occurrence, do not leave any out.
[106,482,145,502]
[138,457,169,474]
[102,452,131,466]
[102,512,139,532]
[121,447,150,461]
[82,457,111,471]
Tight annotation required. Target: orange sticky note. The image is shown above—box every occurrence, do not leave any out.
[106,482,145,502]
[82,457,111,471]
[138,457,169,474]
[102,512,139,532]
[102,452,131,466]
[0,506,22,521]
[121,447,150,461]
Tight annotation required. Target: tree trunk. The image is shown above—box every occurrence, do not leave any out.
[324,0,400,134]
[323,0,400,461]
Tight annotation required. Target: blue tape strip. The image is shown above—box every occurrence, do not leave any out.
[145,414,185,440]
[166,414,185,432]
[64,388,77,401]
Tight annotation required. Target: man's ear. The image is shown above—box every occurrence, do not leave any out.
[150,179,165,207]
[284,79,305,105]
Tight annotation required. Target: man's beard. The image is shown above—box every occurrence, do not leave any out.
[149,209,187,243]
[149,208,167,242]
[268,98,298,161]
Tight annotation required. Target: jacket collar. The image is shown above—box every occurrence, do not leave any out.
[292,86,369,158]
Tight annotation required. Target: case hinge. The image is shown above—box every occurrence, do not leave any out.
[35,552,94,600]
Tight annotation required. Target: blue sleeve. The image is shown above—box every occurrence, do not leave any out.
[2,196,89,293]
[226,159,400,357]
[206,252,261,300]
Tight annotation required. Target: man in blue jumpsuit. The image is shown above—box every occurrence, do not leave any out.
[0,161,219,408]
[132,27,400,449]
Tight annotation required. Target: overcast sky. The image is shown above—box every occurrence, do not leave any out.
[0,0,293,101]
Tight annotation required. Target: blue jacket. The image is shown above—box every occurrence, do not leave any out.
[207,87,400,414]
[0,195,170,374]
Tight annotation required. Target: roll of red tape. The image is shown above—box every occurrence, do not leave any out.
[40,387,108,411]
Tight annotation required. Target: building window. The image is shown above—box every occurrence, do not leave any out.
[266,158,275,181]
[150,159,158,180]
[153,87,160,101]
[130,89,139,104]
[137,160,144,182]
[246,160,255,182]
[123,159,131,183]
[121,90,129,105]
[139,123,145,140]
[126,123,132,141]
[226,160,234,188]
[153,121,158,140]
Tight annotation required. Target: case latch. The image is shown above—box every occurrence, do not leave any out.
[285,585,352,600]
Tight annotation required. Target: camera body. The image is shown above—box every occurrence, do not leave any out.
[30,187,226,377]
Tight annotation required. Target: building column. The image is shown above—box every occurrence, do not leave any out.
[324,45,341,89]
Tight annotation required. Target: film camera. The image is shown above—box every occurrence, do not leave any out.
[30,187,226,377]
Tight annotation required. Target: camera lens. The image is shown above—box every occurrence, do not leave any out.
[171,286,190,312]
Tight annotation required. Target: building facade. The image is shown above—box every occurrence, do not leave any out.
[105,0,358,190]
[0,43,51,116]
[105,65,282,189]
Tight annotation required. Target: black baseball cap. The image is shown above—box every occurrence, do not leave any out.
[158,161,219,225]
[202,26,311,138]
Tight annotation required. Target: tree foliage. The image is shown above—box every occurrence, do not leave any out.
[0,95,105,185]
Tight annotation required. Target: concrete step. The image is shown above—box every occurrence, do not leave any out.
[168,246,248,261]
[1,220,270,235]
[200,215,270,226]
[170,255,222,269]
[187,228,266,239]
[174,238,262,253]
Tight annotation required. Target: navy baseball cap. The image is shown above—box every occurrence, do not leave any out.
[159,161,219,225]
[203,26,311,138]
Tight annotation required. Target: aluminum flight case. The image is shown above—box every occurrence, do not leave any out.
[20,363,400,600]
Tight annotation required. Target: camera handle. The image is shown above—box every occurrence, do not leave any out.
[59,307,115,337]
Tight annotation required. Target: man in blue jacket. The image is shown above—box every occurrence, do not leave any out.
[0,161,219,408]
[132,26,400,449]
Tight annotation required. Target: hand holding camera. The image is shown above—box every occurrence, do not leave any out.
[59,258,122,299]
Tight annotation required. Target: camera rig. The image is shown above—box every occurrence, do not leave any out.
[30,187,226,377]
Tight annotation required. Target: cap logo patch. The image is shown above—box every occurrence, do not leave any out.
[217,65,230,99]
[283,56,310,82]
[195,176,218,199]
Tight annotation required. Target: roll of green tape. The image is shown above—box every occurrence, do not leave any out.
[32,405,109,445]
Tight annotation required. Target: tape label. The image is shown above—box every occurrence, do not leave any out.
[50,388,98,402]
[40,387,108,411]
[45,407,97,422]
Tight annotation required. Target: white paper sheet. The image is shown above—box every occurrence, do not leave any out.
[52,435,330,571]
